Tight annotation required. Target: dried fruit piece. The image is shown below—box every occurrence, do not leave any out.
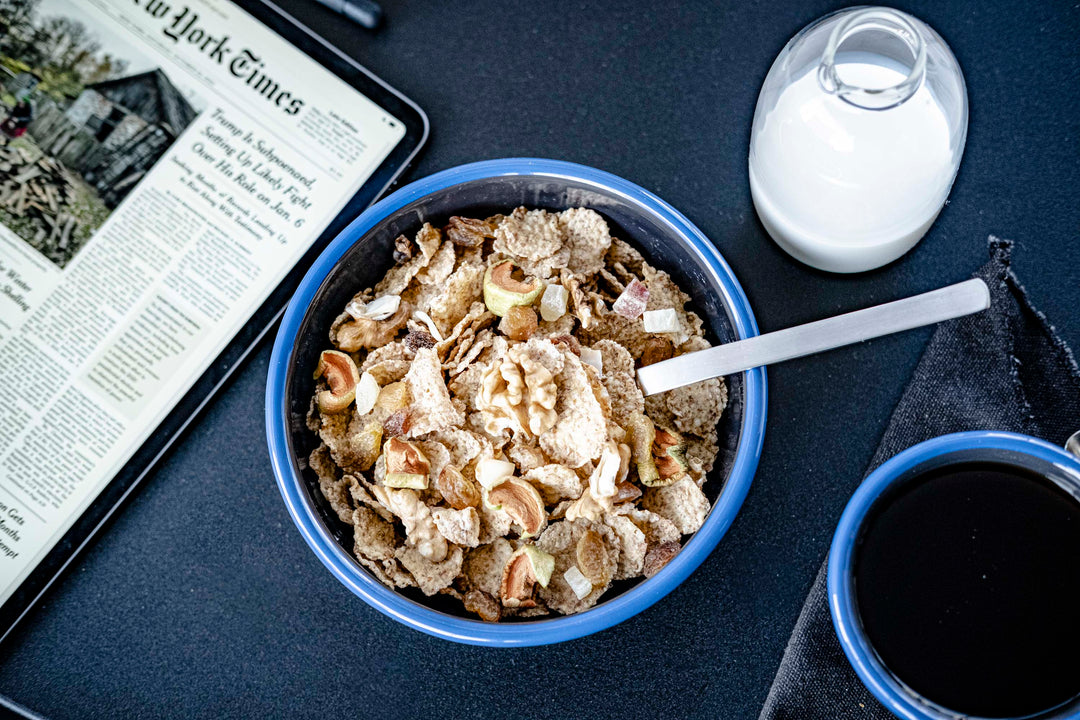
[446,216,494,247]
[613,480,642,504]
[500,545,555,607]
[403,330,436,352]
[376,381,411,413]
[488,477,547,537]
[563,565,592,600]
[355,371,380,415]
[393,234,416,263]
[353,421,384,471]
[540,283,569,322]
[612,278,650,319]
[653,426,689,484]
[642,308,679,334]
[579,345,603,374]
[435,465,481,510]
[463,589,501,622]
[640,336,674,366]
[383,409,411,437]
[498,305,538,341]
[383,437,430,489]
[642,541,681,578]
[483,261,544,317]
[575,529,610,584]
[314,350,360,413]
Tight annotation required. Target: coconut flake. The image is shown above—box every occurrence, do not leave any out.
[411,310,444,342]
[643,308,679,334]
[355,371,380,415]
[348,294,401,321]
[540,283,569,322]
[476,458,515,490]
[579,346,603,374]
[563,565,592,600]
[588,444,621,498]
[612,279,649,319]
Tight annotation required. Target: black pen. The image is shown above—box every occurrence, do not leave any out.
[311,0,384,30]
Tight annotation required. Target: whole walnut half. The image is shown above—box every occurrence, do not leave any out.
[476,345,557,438]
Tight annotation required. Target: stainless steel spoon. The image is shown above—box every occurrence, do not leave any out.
[637,278,991,396]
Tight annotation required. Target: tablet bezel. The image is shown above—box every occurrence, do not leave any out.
[0,0,428,644]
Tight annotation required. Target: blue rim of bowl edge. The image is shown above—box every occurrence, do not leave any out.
[266,158,767,646]
[828,430,1080,719]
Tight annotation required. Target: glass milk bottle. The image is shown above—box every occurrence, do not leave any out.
[749,7,968,273]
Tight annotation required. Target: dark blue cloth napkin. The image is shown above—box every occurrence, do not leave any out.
[759,238,1080,719]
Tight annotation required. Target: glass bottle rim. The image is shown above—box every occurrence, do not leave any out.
[817,7,928,111]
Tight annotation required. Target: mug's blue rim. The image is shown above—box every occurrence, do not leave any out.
[828,430,1080,719]
[265,158,767,646]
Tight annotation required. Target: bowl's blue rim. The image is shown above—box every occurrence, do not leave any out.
[827,430,1080,719]
[265,158,767,646]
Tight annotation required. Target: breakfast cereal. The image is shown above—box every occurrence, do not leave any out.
[306,207,727,618]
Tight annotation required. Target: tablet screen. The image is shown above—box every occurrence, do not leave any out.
[0,0,410,608]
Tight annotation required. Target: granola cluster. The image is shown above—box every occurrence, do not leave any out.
[306,207,727,620]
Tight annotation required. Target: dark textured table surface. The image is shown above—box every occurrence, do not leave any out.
[2,1,1078,718]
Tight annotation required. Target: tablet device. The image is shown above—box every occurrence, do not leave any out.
[0,0,426,642]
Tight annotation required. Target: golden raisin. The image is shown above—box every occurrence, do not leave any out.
[446,216,494,247]
[383,409,411,437]
[640,336,674,366]
[435,466,481,510]
[463,589,501,622]
[575,529,609,584]
[643,541,681,578]
[498,305,538,341]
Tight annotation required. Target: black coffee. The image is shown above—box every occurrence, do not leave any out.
[855,461,1080,718]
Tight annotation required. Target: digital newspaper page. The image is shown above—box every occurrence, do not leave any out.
[0,0,406,605]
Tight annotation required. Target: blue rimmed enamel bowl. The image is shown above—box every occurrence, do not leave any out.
[265,158,766,646]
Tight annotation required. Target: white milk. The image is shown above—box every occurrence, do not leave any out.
[749,56,955,273]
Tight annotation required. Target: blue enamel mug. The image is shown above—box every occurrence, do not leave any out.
[828,431,1080,720]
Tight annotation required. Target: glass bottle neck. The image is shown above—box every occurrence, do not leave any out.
[817,7,927,111]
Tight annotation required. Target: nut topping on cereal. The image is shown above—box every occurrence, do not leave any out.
[477,345,558,438]
[483,260,544,317]
[629,413,660,486]
[487,477,547,537]
[500,545,555,608]
[307,206,728,619]
[383,437,431,489]
[314,350,360,414]
[653,426,690,484]
[336,300,411,351]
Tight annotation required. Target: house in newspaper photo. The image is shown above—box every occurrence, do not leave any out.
[0,0,202,269]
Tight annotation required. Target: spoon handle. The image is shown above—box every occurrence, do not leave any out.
[636,278,990,396]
